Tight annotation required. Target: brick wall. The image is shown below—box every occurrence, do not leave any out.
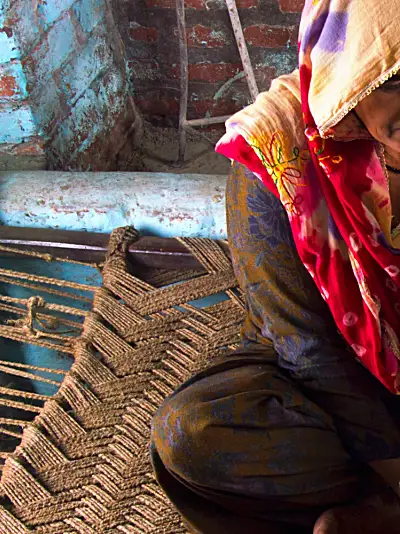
[0,1,45,169]
[114,0,304,127]
[0,0,142,171]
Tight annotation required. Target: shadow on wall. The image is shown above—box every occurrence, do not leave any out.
[0,0,142,171]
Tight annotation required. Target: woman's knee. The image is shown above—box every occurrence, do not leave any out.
[151,391,209,484]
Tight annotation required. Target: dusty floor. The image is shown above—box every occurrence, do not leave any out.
[0,124,231,175]
[121,123,231,175]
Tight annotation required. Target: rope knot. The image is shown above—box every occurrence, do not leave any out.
[27,296,45,309]
[24,296,46,337]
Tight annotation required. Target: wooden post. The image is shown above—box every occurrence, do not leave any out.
[225,0,259,102]
[176,0,189,162]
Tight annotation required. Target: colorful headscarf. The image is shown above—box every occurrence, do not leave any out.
[216,0,400,392]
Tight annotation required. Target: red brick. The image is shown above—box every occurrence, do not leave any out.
[136,96,179,116]
[146,0,256,7]
[146,0,204,8]
[187,25,227,48]
[254,65,277,89]
[190,98,240,118]
[127,59,161,81]
[129,24,158,43]
[182,63,242,82]
[236,0,259,7]
[185,0,204,6]
[243,24,296,47]
[12,138,45,156]
[171,63,242,82]
[277,0,304,13]
[0,74,18,98]
[0,136,45,156]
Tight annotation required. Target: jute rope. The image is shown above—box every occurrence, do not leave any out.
[0,226,245,533]
[0,360,66,375]
[0,247,95,466]
[0,243,102,269]
[0,295,89,317]
[0,275,93,303]
[0,301,83,329]
[0,267,97,292]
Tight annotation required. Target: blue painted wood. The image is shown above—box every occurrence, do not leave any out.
[1,170,230,394]
[0,171,228,238]
[1,256,102,395]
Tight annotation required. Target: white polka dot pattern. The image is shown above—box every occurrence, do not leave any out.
[343,312,358,327]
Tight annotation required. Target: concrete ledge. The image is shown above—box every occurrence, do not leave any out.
[0,171,227,239]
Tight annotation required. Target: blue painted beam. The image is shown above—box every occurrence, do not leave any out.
[0,171,228,239]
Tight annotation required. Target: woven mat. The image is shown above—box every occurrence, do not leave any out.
[0,227,245,533]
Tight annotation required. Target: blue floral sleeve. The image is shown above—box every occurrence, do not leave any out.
[226,162,400,462]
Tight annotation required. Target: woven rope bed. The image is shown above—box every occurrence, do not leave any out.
[0,226,245,533]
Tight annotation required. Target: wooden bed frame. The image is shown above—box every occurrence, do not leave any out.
[0,227,230,270]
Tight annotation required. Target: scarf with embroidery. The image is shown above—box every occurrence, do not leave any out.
[216,0,400,392]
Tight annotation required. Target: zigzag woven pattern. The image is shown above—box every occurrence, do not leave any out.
[0,227,245,533]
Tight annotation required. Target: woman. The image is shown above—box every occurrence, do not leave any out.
[151,0,400,532]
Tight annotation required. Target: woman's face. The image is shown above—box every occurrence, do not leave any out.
[355,75,400,152]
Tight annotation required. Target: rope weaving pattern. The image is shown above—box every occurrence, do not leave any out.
[0,227,245,533]
[0,244,97,462]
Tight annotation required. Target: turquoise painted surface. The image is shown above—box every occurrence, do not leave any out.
[0,0,10,23]
[0,171,228,238]
[1,256,102,396]
[29,76,62,134]
[37,0,76,27]
[6,1,41,55]
[0,31,20,63]
[53,67,126,160]
[61,30,113,106]
[27,12,78,88]
[73,0,106,34]
[1,0,121,161]
[0,105,37,143]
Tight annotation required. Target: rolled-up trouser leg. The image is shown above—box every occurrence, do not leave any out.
[151,346,377,532]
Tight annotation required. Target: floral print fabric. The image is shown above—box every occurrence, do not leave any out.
[217,0,400,392]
